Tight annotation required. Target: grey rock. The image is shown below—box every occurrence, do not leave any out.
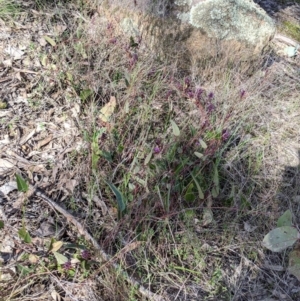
[98,0,276,61]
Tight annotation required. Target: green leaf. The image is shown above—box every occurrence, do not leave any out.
[144,150,153,165]
[106,182,126,213]
[185,183,195,202]
[66,72,73,81]
[18,227,31,243]
[50,241,64,252]
[53,251,69,265]
[80,89,93,102]
[0,220,4,229]
[211,186,219,198]
[43,36,56,47]
[170,119,180,136]
[202,208,213,226]
[16,264,32,276]
[288,247,300,280]
[191,174,204,199]
[277,210,293,227]
[213,163,219,187]
[15,174,28,192]
[262,226,299,252]
[199,139,207,149]
[194,152,204,159]
[212,163,219,197]
[64,243,86,250]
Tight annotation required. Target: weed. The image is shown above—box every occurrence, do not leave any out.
[0,0,19,18]
[281,20,300,42]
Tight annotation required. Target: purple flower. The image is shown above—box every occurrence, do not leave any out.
[195,88,203,101]
[208,92,214,99]
[184,77,191,87]
[81,250,91,260]
[107,23,113,30]
[240,89,246,98]
[206,103,216,113]
[186,89,194,99]
[154,146,161,154]
[63,261,72,270]
[130,53,138,68]
[222,129,230,141]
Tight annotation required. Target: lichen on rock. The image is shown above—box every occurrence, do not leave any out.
[186,0,275,48]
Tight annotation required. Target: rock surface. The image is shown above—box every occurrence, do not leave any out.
[97,0,276,63]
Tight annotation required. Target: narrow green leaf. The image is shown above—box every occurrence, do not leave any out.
[170,119,180,136]
[277,210,293,227]
[211,186,219,198]
[53,251,69,265]
[191,174,204,199]
[144,150,153,165]
[185,183,195,202]
[213,164,219,187]
[0,220,4,229]
[212,163,219,197]
[106,182,126,213]
[16,174,28,192]
[262,226,299,252]
[43,36,56,47]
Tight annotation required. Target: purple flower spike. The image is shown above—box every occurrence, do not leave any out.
[222,129,230,141]
[63,261,72,270]
[184,77,191,87]
[186,89,194,99]
[81,250,91,260]
[240,89,246,98]
[208,92,214,99]
[195,88,203,101]
[154,146,161,154]
[206,103,216,113]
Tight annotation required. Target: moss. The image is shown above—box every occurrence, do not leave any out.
[282,20,300,42]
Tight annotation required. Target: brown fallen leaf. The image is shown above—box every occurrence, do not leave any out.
[34,135,53,150]
[99,96,116,122]
[0,158,15,175]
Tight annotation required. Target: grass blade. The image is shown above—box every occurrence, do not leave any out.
[106,182,126,213]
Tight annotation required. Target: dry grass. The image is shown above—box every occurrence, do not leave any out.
[1,1,300,301]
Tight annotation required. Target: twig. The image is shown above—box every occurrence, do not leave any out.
[29,185,167,301]
[13,68,39,74]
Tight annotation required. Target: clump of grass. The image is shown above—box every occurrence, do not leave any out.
[3,1,300,300]
[281,20,300,42]
[0,0,20,18]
